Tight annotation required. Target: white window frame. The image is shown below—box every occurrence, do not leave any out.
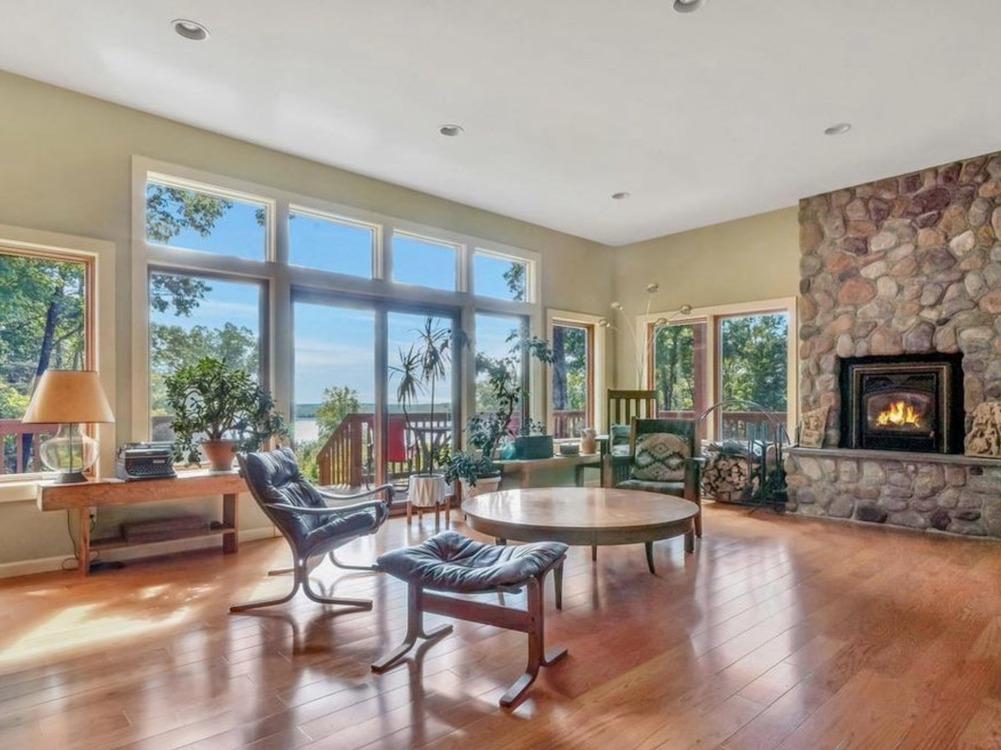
[131,157,544,451]
[640,296,797,441]
[0,223,116,502]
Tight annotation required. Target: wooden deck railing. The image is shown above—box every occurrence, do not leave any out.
[552,410,587,439]
[316,412,453,488]
[0,420,58,475]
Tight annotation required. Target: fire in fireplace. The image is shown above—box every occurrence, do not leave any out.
[839,353,963,454]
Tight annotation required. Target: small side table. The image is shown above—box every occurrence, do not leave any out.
[407,494,451,531]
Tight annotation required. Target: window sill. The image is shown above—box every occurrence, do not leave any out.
[0,479,40,504]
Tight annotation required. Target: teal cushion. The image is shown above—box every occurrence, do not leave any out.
[631,432,688,482]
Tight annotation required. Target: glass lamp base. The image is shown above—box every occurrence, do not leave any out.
[38,424,99,483]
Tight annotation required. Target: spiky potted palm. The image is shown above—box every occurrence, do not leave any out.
[391,317,454,507]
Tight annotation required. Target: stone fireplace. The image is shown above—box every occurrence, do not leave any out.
[785,150,1001,538]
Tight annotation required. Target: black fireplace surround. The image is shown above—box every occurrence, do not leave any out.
[838,353,964,454]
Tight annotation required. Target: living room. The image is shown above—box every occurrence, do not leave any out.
[2,2,1001,748]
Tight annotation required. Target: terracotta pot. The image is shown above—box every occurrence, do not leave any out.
[202,440,237,472]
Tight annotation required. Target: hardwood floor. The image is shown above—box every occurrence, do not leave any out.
[2,503,1001,749]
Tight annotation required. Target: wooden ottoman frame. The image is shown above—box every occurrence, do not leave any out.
[372,549,567,708]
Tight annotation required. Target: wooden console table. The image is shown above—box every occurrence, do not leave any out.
[37,471,247,575]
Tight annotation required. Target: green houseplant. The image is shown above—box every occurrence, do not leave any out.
[472,332,555,460]
[391,317,456,506]
[165,357,287,471]
[443,330,555,493]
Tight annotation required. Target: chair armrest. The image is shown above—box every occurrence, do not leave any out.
[602,454,633,488]
[269,499,388,516]
[318,483,395,504]
[683,456,704,503]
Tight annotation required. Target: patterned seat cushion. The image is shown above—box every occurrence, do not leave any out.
[631,432,689,482]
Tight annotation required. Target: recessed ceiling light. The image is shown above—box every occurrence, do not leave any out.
[172,19,210,41]
[439,124,464,137]
[673,0,706,13]
[824,122,852,136]
[611,192,630,200]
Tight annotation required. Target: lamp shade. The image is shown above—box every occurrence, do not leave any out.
[21,370,115,424]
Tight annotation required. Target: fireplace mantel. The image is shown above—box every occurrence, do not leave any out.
[788,446,1000,467]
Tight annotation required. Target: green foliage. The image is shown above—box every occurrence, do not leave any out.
[653,323,697,411]
[390,317,455,475]
[149,274,210,316]
[502,262,526,302]
[145,184,232,244]
[0,381,29,419]
[551,324,587,412]
[150,322,258,414]
[164,357,287,464]
[441,447,498,486]
[719,314,788,411]
[315,385,361,439]
[468,331,554,462]
[0,254,86,397]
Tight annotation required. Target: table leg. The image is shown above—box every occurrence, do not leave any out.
[685,529,694,554]
[77,507,90,576]
[222,493,238,553]
[645,541,656,575]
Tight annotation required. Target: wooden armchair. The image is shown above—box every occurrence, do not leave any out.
[603,417,703,537]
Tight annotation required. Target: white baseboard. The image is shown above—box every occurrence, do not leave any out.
[0,525,279,580]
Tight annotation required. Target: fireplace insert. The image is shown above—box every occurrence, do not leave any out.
[838,353,963,454]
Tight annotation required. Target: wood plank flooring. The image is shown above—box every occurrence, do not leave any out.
[2,504,1000,750]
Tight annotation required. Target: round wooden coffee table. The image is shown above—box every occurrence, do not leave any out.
[462,487,698,577]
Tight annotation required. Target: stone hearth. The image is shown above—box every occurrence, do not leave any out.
[786,150,1001,538]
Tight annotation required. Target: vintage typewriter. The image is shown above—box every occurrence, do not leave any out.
[115,442,177,480]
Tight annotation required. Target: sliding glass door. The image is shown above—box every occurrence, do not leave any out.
[292,294,458,499]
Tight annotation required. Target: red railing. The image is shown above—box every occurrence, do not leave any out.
[0,420,58,475]
[316,412,453,488]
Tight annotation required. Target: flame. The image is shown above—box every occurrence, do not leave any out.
[875,401,922,428]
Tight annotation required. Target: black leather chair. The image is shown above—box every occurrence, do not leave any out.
[231,447,393,613]
[603,417,703,538]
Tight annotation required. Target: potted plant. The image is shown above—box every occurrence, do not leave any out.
[472,332,555,461]
[164,357,287,471]
[441,445,502,499]
[392,316,455,507]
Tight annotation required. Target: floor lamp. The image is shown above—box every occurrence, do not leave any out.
[21,370,115,483]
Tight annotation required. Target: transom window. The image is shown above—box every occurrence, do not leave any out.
[145,176,270,261]
[392,232,458,291]
[288,207,376,278]
[474,250,529,302]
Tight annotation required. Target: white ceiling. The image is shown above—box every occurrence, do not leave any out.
[2,1,1001,246]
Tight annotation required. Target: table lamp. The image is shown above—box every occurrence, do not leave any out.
[21,369,115,483]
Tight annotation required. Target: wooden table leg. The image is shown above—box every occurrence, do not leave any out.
[77,507,90,576]
[645,541,656,575]
[222,493,238,553]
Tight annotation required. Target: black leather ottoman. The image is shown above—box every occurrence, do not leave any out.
[371,530,568,708]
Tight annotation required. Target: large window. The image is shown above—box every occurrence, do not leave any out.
[652,320,707,418]
[135,159,541,489]
[717,311,789,437]
[550,322,592,439]
[646,300,795,440]
[0,249,90,475]
[148,271,263,440]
